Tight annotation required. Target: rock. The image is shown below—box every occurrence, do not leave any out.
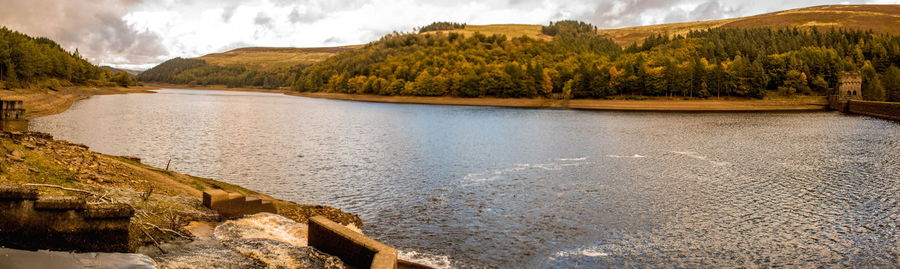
[8,150,25,162]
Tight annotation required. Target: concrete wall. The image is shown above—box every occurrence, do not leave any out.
[202,189,276,219]
[848,100,900,121]
[308,216,398,269]
[0,185,134,252]
[828,96,849,112]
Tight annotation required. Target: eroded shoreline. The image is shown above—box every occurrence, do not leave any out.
[0,86,363,257]
[148,83,830,112]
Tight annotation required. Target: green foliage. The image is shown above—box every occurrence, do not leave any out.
[138,57,300,88]
[134,22,900,100]
[137,58,205,83]
[882,66,900,102]
[861,61,886,101]
[0,27,125,88]
[419,22,467,33]
[541,21,598,37]
[292,26,900,100]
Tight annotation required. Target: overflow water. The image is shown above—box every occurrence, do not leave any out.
[31,89,900,268]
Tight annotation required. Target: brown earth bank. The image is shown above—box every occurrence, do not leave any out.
[0,86,362,253]
[150,83,829,112]
[0,86,155,120]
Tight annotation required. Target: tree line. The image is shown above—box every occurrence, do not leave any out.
[293,23,900,101]
[137,57,299,89]
[139,21,900,102]
[418,22,467,33]
[0,27,138,89]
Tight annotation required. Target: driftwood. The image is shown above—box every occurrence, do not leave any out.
[139,226,166,254]
[141,221,193,240]
[22,183,114,202]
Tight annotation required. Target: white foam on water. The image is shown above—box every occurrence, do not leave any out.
[607,154,646,158]
[551,246,611,259]
[399,250,454,269]
[581,249,610,257]
[215,213,308,247]
[672,151,730,166]
[464,158,588,183]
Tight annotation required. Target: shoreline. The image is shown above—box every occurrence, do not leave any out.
[0,86,363,255]
[0,86,157,120]
[148,83,830,112]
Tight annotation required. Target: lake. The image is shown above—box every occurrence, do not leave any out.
[31,89,900,268]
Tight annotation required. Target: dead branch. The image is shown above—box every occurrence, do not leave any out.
[23,183,114,202]
[139,226,166,254]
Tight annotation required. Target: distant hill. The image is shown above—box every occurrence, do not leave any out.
[424,24,553,40]
[418,5,900,45]
[597,5,900,45]
[198,46,360,71]
[142,4,900,95]
[139,46,361,88]
[101,66,142,77]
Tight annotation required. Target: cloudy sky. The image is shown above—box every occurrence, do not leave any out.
[0,0,897,69]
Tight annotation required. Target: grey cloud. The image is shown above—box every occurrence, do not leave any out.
[216,41,253,53]
[0,0,167,68]
[585,0,744,28]
[287,7,326,23]
[255,12,273,26]
[222,4,238,22]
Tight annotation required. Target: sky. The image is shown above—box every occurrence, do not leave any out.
[0,0,897,70]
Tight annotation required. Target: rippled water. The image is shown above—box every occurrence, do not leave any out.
[31,89,900,268]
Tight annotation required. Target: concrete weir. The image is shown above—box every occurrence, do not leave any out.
[308,216,434,269]
[829,97,900,121]
[0,185,134,252]
[202,189,277,219]
[309,215,399,269]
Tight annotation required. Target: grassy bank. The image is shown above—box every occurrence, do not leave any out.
[0,86,361,252]
[151,83,829,112]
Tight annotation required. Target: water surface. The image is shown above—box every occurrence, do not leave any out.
[32,89,900,268]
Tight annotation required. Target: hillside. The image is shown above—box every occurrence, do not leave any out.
[425,24,553,40]
[598,5,900,45]
[418,5,900,45]
[142,4,900,98]
[0,27,137,89]
[101,66,141,77]
[198,46,360,70]
[139,46,361,88]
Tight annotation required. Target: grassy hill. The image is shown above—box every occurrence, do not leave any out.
[198,46,360,70]
[142,4,900,92]
[101,66,141,77]
[426,24,553,40]
[598,5,900,45]
[420,5,900,45]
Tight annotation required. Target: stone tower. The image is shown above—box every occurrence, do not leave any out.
[838,72,862,100]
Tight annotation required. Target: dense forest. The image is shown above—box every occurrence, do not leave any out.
[141,21,900,101]
[137,57,299,89]
[0,27,137,89]
[418,22,467,33]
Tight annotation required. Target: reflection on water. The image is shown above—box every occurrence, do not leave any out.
[31,89,900,268]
